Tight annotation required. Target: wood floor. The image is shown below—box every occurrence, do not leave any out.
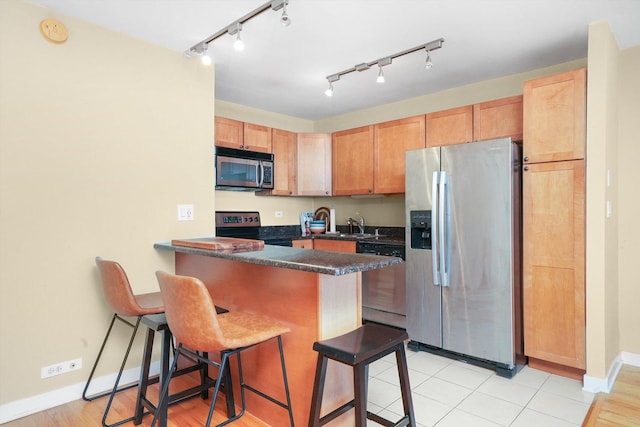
[5,365,640,426]
[582,364,640,427]
[3,374,269,427]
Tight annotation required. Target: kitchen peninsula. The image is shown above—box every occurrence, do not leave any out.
[154,238,403,426]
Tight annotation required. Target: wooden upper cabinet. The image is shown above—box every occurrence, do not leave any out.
[374,115,426,194]
[297,133,332,196]
[426,105,473,147]
[473,95,523,142]
[332,126,374,196]
[215,117,243,149]
[271,128,297,196]
[214,117,272,153]
[243,122,272,153]
[523,159,585,371]
[523,68,586,163]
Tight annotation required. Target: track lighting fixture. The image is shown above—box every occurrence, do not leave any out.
[323,37,444,96]
[425,49,433,70]
[229,23,245,51]
[184,42,213,65]
[376,65,385,83]
[280,1,291,26]
[200,43,212,65]
[184,0,291,63]
[324,74,339,97]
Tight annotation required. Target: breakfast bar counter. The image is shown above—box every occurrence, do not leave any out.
[155,239,403,426]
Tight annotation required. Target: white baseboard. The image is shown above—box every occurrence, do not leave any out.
[0,361,159,425]
[583,351,640,394]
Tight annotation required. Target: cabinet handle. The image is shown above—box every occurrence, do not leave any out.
[524,166,529,171]
[523,156,529,162]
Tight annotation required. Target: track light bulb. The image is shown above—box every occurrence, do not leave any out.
[234,32,245,51]
[376,66,385,83]
[425,50,433,70]
[201,52,212,65]
[324,82,333,97]
[280,2,291,26]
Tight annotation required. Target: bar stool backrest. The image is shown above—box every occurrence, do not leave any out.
[95,256,148,317]
[155,271,226,352]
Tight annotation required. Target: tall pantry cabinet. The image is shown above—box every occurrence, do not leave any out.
[522,68,587,378]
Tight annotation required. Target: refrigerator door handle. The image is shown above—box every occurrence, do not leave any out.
[439,171,450,287]
[431,171,441,286]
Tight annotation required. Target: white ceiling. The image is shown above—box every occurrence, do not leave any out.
[28,0,640,120]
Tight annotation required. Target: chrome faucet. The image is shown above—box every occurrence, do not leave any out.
[347,213,365,234]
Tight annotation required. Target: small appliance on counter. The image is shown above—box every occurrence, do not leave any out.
[299,211,314,235]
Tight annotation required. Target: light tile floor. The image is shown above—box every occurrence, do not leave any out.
[366,346,594,426]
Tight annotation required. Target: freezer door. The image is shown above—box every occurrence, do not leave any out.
[440,138,516,365]
[405,147,442,347]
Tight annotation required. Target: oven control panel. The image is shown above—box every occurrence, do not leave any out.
[215,211,261,228]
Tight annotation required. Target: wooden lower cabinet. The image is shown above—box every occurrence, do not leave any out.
[310,239,356,253]
[523,159,585,375]
[292,239,312,249]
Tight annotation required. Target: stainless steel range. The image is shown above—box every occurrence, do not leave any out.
[215,211,293,246]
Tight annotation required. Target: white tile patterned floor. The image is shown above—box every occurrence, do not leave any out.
[366,346,594,426]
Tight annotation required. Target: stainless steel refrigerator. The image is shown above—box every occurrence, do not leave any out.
[405,138,524,377]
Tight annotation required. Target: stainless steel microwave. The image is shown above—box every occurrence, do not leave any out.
[215,147,274,190]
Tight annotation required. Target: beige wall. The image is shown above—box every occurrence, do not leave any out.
[585,22,621,378]
[0,0,215,406]
[617,46,640,355]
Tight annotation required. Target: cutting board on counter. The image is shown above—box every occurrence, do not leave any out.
[171,237,264,251]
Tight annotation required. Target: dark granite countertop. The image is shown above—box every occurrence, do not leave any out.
[154,241,403,276]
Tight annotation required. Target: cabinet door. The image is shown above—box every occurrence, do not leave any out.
[297,133,332,196]
[312,239,356,253]
[523,159,585,370]
[473,95,523,142]
[243,122,272,153]
[292,239,312,249]
[374,115,425,194]
[332,126,374,196]
[215,117,244,149]
[426,105,473,147]
[523,68,586,163]
[271,129,297,196]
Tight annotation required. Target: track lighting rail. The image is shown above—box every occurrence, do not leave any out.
[185,0,289,57]
[324,37,445,94]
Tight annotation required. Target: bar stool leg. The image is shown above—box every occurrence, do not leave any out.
[396,346,416,426]
[134,327,155,425]
[308,353,328,427]
[101,317,142,427]
[353,363,368,427]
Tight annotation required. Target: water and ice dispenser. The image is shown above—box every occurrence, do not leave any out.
[410,210,431,249]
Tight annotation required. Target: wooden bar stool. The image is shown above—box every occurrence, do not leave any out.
[152,271,295,427]
[308,323,415,427]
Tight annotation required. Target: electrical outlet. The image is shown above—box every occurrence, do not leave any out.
[275,211,284,218]
[41,358,82,379]
[177,204,194,221]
